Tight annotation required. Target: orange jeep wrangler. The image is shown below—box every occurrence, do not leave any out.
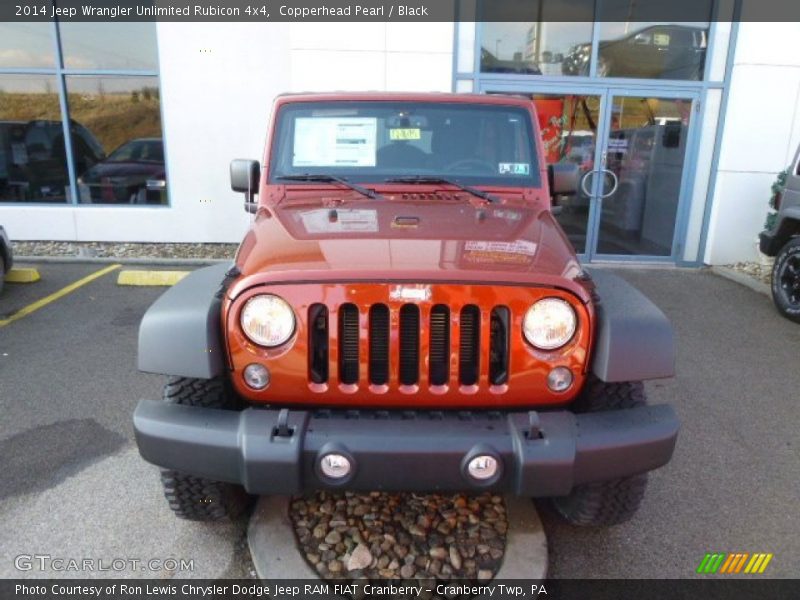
[133,93,678,527]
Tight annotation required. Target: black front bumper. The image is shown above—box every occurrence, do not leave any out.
[759,229,781,257]
[133,401,679,497]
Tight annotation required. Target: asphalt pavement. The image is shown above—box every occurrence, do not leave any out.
[0,263,797,579]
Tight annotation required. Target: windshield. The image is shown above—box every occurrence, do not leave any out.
[269,101,540,187]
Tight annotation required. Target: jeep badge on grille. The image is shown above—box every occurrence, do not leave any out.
[389,285,432,302]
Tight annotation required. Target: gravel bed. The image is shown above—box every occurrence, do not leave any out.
[729,261,773,286]
[291,492,507,584]
[11,241,238,260]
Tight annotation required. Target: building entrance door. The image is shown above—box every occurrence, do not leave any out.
[483,85,700,262]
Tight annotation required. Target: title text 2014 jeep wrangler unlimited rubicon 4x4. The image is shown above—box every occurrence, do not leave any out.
[133,93,678,527]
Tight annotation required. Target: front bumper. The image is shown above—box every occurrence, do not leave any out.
[759,229,780,257]
[133,401,679,497]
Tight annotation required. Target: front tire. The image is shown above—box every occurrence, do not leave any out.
[771,237,800,323]
[551,377,649,526]
[159,376,253,521]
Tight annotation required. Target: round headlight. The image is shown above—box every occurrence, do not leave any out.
[240,294,296,347]
[523,298,577,350]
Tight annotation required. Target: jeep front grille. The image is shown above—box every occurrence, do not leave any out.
[428,305,450,386]
[307,302,511,392]
[458,305,481,386]
[398,305,420,386]
[338,303,360,385]
[368,304,390,385]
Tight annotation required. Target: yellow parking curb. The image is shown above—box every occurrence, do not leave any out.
[117,270,190,287]
[5,267,41,283]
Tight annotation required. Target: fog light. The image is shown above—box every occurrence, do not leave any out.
[467,455,499,481]
[320,453,352,480]
[547,366,573,392]
[243,363,270,390]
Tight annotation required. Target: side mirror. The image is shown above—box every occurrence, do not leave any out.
[230,159,260,212]
[548,162,579,197]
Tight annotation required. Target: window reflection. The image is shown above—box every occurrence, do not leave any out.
[59,23,158,71]
[596,23,708,80]
[481,21,594,76]
[66,76,167,205]
[0,75,70,203]
[0,23,54,68]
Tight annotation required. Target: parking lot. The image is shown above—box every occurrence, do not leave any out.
[0,263,798,579]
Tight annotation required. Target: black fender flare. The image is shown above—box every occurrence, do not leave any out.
[587,269,675,383]
[138,262,233,379]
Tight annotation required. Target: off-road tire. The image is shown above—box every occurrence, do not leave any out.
[551,376,649,526]
[159,376,253,521]
[770,236,800,323]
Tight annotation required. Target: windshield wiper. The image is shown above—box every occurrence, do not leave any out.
[276,174,386,201]
[384,176,499,204]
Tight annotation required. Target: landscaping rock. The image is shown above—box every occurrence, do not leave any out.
[290,492,507,584]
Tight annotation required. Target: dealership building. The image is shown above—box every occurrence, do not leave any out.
[0,2,797,266]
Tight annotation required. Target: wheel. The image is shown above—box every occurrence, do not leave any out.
[551,376,649,526]
[770,237,800,323]
[0,257,5,295]
[158,376,254,521]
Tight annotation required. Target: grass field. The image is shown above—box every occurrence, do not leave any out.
[0,90,161,154]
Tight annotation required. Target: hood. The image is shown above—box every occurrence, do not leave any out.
[231,195,587,301]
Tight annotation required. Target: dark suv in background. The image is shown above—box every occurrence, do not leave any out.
[562,25,707,80]
[0,120,104,203]
[78,138,166,204]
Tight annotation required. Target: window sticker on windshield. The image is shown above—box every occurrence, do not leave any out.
[498,162,530,175]
[389,128,421,141]
[299,208,378,234]
[293,117,377,168]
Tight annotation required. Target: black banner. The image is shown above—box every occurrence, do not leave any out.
[2,579,800,600]
[2,0,800,22]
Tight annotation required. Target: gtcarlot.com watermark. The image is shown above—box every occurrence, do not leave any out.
[14,554,194,573]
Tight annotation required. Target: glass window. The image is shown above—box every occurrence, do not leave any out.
[0,23,54,68]
[66,76,167,205]
[481,21,595,76]
[597,22,709,80]
[596,0,713,81]
[479,0,595,76]
[0,75,70,203]
[59,23,158,71]
[270,101,540,188]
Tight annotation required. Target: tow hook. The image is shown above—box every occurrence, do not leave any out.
[273,408,294,438]
[527,411,543,440]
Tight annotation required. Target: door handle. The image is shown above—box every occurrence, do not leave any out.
[599,168,619,199]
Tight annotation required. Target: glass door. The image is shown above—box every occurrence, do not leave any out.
[591,91,699,259]
[531,92,604,255]
[480,84,699,262]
